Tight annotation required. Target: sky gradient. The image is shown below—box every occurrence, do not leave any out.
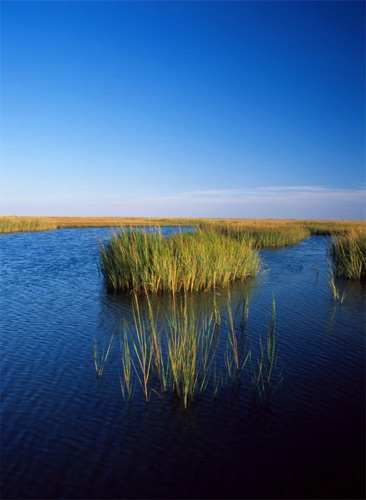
[1,0,365,219]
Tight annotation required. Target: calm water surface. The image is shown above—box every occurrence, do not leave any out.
[1,228,365,499]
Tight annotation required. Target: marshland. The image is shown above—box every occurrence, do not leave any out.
[1,218,365,499]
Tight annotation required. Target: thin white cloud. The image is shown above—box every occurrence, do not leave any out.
[3,186,365,220]
[129,185,365,220]
[166,186,366,204]
[182,185,365,196]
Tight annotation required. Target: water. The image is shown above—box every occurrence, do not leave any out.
[1,229,365,499]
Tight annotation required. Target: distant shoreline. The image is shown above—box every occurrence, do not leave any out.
[0,215,364,234]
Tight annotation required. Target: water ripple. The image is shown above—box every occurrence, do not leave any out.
[1,230,364,499]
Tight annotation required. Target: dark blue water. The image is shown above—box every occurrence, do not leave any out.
[1,229,365,499]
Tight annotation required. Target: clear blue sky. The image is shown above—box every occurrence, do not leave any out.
[1,0,365,219]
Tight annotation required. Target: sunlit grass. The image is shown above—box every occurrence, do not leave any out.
[165,294,218,407]
[111,290,282,409]
[303,219,365,235]
[1,216,363,240]
[198,220,310,248]
[251,297,283,405]
[99,227,261,293]
[118,291,220,407]
[328,266,340,301]
[119,332,134,401]
[93,331,115,377]
[330,227,366,280]
[128,293,155,401]
[49,216,202,229]
[0,216,58,233]
[198,219,365,245]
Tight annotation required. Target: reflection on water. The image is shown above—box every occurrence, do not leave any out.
[1,229,365,499]
[101,282,277,408]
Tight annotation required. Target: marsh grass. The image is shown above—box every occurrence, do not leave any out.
[234,290,250,330]
[114,290,281,409]
[167,298,202,407]
[330,228,366,280]
[47,216,201,229]
[0,216,203,233]
[251,298,283,405]
[1,216,363,237]
[129,293,155,401]
[119,331,134,401]
[100,227,261,293]
[266,297,277,386]
[198,220,310,248]
[328,265,349,304]
[94,331,115,377]
[118,291,220,407]
[328,266,340,301]
[160,293,220,407]
[303,220,365,235]
[0,216,58,233]
[226,295,240,373]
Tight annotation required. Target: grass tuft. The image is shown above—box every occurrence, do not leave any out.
[330,228,366,280]
[100,227,261,293]
[115,290,282,409]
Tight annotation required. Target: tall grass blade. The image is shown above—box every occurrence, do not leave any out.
[94,331,115,377]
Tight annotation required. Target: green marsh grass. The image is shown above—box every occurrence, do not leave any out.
[100,227,261,293]
[251,298,282,404]
[266,297,277,386]
[167,299,200,407]
[115,290,282,408]
[163,293,220,407]
[328,266,340,302]
[119,332,134,401]
[118,291,220,407]
[330,228,366,280]
[226,294,240,373]
[129,293,155,401]
[198,220,310,248]
[234,290,250,330]
[94,331,115,377]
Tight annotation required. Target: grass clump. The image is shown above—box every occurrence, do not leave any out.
[113,290,282,409]
[330,228,366,280]
[327,266,348,303]
[100,228,260,293]
[165,294,219,407]
[117,291,220,407]
[119,291,263,408]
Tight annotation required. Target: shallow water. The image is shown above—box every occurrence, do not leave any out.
[1,229,365,499]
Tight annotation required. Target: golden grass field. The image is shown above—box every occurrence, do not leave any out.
[0,215,365,234]
[0,216,200,232]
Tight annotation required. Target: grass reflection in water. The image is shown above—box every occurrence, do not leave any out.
[95,290,282,409]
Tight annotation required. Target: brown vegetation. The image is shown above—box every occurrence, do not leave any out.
[1,215,365,234]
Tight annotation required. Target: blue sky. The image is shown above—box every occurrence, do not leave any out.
[1,0,365,219]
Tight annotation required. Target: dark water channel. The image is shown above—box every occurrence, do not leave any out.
[1,228,365,499]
